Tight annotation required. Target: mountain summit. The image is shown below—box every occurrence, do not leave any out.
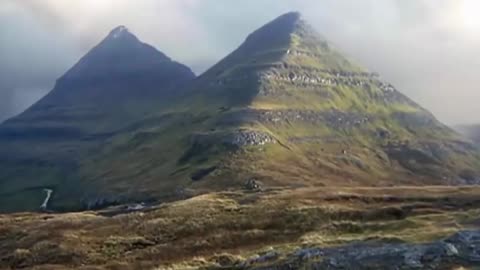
[47,25,193,105]
[0,13,479,212]
[4,26,195,134]
[236,11,332,62]
[108,25,133,39]
[189,11,363,108]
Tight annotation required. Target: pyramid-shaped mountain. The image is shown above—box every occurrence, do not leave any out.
[1,13,479,212]
[0,26,195,212]
[2,26,194,136]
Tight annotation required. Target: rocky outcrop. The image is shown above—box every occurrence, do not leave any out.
[258,68,377,88]
[227,130,276,146]
[240,230,480,270]
[218,109,371,131]
[192,130,276,148]
[81,195,126,210]
[244,179,262,191]
[178,130,276,165]
[373,82,422,107]
[242,250,280,267]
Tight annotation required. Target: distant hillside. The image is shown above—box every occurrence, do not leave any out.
[0,13,479,213]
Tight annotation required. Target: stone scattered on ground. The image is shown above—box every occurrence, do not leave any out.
[243,230,480,270]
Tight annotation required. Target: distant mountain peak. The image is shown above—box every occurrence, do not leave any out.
[206,11,354,81]
[274,11,302,24]
[58,26,178,83]
[242,11,304,47]
[103,25,139,44]
[109,25,129,38]
[219,11,332,64]
[22,25,195,109]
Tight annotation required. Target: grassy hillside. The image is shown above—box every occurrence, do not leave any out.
[0,13,479,212]
[2,186,480,269]
[62,12,480,211]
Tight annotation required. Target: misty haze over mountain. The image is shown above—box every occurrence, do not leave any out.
[1,0,479,124]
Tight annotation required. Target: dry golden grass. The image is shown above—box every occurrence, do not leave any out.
[1,186,480,269]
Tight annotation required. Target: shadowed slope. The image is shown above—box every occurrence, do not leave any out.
[3,25,194,136]
[0,26,195,212]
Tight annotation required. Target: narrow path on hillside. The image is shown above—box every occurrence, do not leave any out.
[40,189,53,210]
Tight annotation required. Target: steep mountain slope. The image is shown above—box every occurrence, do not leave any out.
[72,12,480,210]
[3,26,194,135]
[0,26,195,212]
[1,13,479,212]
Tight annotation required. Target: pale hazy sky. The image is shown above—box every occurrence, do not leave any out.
[1,0,479,124]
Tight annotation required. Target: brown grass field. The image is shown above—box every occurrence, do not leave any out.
[2,186,480,269]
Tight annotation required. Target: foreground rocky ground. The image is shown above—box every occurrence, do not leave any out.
[2,186,480,269]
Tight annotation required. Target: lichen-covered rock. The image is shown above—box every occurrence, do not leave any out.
[191,130,275,147]
[218,109,371,130]
[242,250,280,267]
[258,67,378,89]
[244,179,262,191]
[244,230,480,270]
[225,130,276,147]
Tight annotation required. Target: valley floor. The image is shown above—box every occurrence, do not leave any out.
[2,186,480,269]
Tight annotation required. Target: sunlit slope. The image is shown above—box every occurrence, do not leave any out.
[74,12,480,211]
